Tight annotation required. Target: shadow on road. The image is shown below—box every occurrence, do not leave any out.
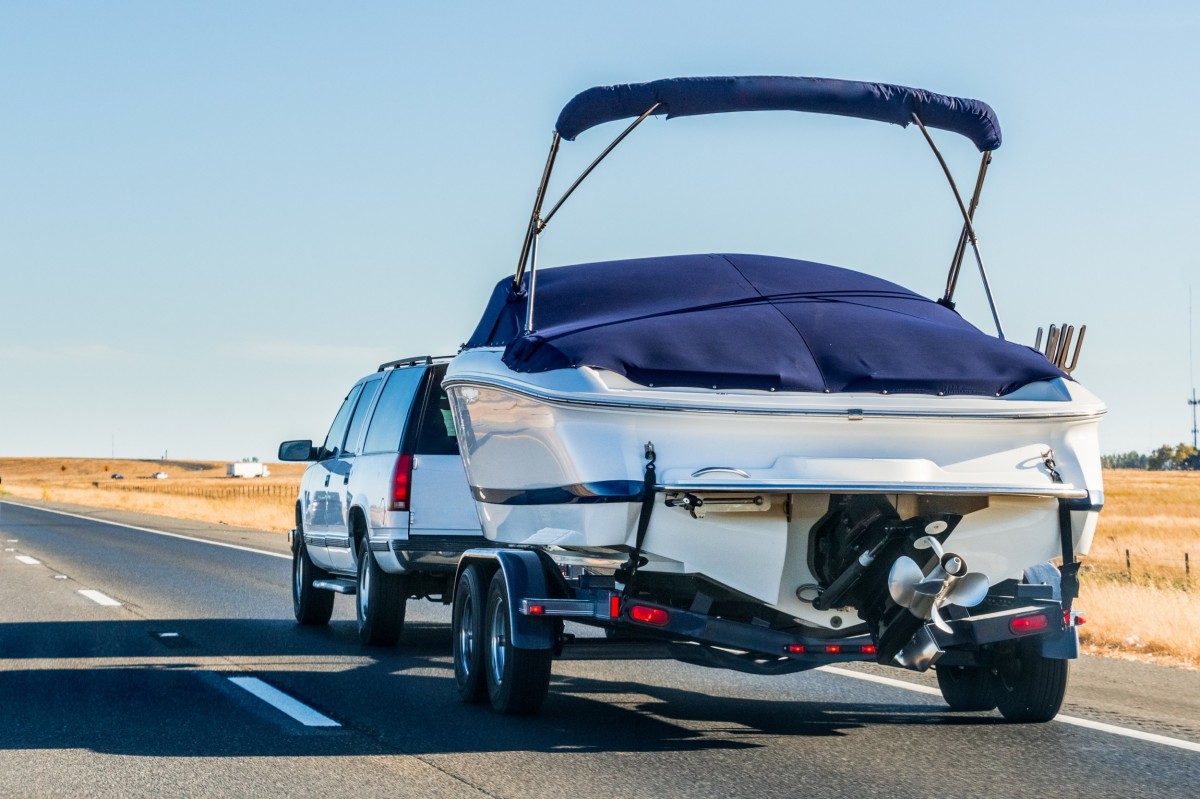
[0,616,999,757]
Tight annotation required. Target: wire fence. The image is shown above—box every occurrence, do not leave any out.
[94,482,298,500]
[1084,550,1196,581]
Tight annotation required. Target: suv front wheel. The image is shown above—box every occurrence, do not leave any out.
[293,530,334,626]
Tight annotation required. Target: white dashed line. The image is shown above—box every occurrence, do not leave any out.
[228,677,340,727]
[78,589,122,607]
[15,555,41,565]
[821,665,1200,754]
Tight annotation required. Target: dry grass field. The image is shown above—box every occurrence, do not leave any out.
[1,459,1196,667]
[0,457,304,532]
[1077,470,1200,667]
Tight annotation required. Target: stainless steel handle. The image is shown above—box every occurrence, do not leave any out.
[690,467,750,478]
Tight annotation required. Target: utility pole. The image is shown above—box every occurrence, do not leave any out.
[1192,288,1198,449]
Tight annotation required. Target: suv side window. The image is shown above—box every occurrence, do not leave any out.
[342,377,382,456]
[362,368,424,454]
[321,383,364,459]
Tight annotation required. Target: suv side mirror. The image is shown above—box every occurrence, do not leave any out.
[278,439,318,462]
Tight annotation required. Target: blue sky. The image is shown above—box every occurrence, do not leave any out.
[2,2,1197,460]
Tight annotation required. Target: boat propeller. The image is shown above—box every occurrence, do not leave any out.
[887,534,989,633]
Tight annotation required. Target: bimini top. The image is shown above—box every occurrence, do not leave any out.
[555,76,1001,151]
[465,254,1063,396]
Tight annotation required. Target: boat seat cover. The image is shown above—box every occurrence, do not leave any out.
[464,253,1065,396]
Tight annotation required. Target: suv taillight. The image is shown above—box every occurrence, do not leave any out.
[390,454,414,511]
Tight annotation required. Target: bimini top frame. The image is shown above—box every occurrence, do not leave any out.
[513,75,1006,339]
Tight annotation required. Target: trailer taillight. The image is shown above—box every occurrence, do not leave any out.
[609,595,621,619]
[390,454,414,511]
[1009,613,1049,635]
[630,605,669,626]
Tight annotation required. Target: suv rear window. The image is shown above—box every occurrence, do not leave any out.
[414,382,459,455]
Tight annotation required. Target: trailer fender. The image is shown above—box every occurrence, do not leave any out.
[1022,561,1078,660]
[455,549,555,650]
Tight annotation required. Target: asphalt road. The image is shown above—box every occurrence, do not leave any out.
[2,499,1198,798]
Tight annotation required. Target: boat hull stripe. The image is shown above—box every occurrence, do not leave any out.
[472,481,643,505]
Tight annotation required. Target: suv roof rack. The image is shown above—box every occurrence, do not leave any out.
[377,355,455,372]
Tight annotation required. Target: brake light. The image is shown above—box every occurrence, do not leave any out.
[862,644,877,655]
[630,605,670,625]
[390,454,414,511]
[609,595,621,619]
[1010,613,1048,635]
[527,604,545,616]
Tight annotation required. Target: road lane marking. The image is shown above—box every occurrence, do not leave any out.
[228,677,340,727]
[15,555,41,565]
[821,666,1200,754]
[78,589,122,607]
[0,502,289,560]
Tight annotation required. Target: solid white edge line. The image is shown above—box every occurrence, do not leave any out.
[228,677,340,727]
[78,589,122,607]
[820,665,1200,754]
[0,501,289,560]
[14,555,42,565]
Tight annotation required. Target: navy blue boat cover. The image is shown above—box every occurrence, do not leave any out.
[466,254,1064,396]
[555,76,1001,152]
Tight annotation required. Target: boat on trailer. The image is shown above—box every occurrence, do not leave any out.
[443,76,1104,720]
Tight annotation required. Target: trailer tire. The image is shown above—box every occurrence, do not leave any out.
[936,664,997,711]
[293,532,334,626]
[453,564,488,703]
[485,570,551,715]
[993,638,1069,723]
[356,546,406,646]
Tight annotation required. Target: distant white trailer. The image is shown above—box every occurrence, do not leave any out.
[227,462,270,478]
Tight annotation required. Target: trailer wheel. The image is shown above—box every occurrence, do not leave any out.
[453,564,488,703]
[356,546,406,646]
[993,638,1069,723]
[484,570,551,715]
[936,664,997,711]
[293,531,334,626]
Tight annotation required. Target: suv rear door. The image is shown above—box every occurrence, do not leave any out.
[407,365,481,540]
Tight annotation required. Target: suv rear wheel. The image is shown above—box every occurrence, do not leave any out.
[356,545,406,646]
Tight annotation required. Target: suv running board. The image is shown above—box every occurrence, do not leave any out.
[312,578,356,595]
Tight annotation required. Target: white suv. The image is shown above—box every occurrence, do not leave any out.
[279,356,482,645]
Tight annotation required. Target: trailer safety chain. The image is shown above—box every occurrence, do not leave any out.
[618,442,657,598]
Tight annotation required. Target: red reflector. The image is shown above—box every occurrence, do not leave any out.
[824,645,841,654]
[630,605,669,626]
[528,604,545,616]
[1010,613,1049,634]
[390,454,414,511]
[785,644,806,654]
[861,644,877,655]
[610,596,621,619]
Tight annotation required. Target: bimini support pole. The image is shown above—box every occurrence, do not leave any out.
[942,151,992,308]
[514,132,562,296]
[912,113,1006,341]
[515,103,661,335]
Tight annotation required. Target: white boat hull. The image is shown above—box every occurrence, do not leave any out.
[445,349,1104,630]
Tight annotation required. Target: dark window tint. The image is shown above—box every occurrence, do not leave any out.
[342,378,382,456]
[415,380,459,455]
[321,383,364,458]
[362,368,424,454]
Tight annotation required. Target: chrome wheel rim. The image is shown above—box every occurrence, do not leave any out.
[457,597,476,675]
[489,595,508,685]
[358,553,370,622]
